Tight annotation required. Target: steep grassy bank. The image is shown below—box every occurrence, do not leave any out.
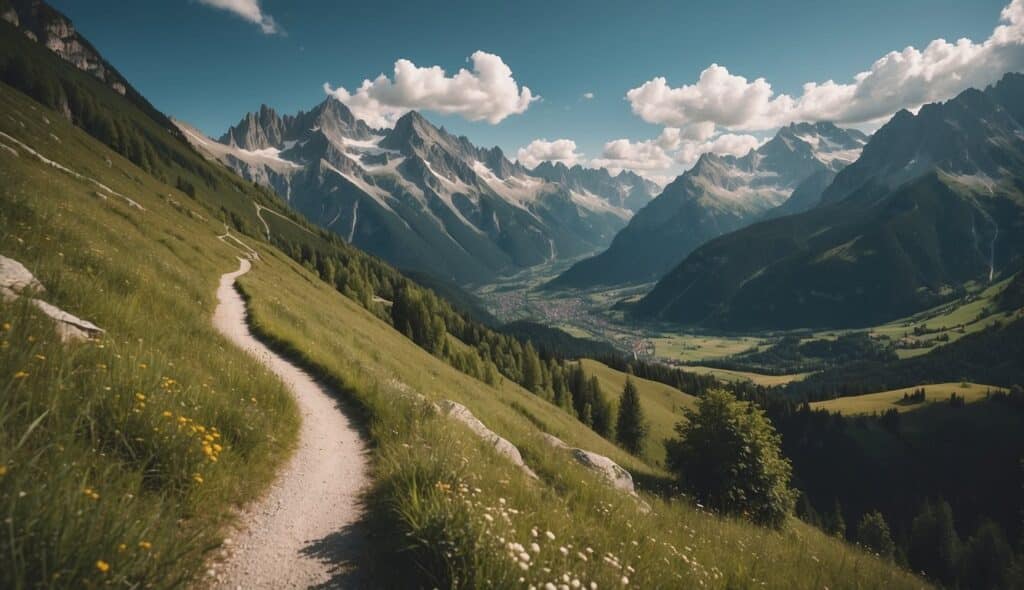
[0,84,299,587]
[239,248,927,589]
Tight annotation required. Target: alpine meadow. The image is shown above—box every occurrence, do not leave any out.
[1,0,1023,589]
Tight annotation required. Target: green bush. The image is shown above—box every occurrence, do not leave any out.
[665,389,796,528]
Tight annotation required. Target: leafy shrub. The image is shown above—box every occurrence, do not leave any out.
[665,389,796,527]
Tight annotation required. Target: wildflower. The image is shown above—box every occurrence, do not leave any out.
[483,514,494,522]
[135,393,146,402]
[192,473,204,484]
[530,542,540,553]
[621,576,630,585]
[117,544,127,553]
[138,363,148,369]
[545,531,556,541]
[13,371,29,379]
[560,546,569,556]
[518,561,529,571]
[34,354,45,361]
[0,466,6,476]
[1,322,10,331]
[95,560,110,573]
[162,411,173,418]
[138,541,152,550]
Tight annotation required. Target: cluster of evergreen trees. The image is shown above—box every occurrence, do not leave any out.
[803,498,1024,589]
[279,230,659,453]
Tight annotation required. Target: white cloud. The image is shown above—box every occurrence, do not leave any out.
[582,92,595,100]
[516,139,583,169]
[197,0,282,35]
[590,138,675,177]
[627,0,1024,130]
[674,133,762,168]
[324,51,537,128]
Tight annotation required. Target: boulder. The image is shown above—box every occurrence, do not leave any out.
[0,255,104,342]
[438,400,537,480]
[541,433,635,494]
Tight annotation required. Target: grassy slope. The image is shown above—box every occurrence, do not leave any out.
[0,47,923,590]
[810,382,1002,415]
[239,240,925,588]
[578,359,696,465]
[0,83,299,587]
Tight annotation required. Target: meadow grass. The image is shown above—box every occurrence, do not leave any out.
[810,382,1003,415]
[0,84,299,588]
[239,247,928,589]
[0,79,926,589]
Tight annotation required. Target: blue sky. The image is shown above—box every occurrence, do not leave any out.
[50,0,1015,179]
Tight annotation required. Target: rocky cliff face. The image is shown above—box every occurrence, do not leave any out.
[4,0,129,95]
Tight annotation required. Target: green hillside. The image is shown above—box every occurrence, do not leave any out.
[577,359,696,465]
[0,57,924,590]
[810,382,1000,415]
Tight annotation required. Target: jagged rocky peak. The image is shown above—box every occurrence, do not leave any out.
[219,104,286,150]
[218,97,375,151]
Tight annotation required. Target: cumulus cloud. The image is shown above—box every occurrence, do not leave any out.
[516,139,583,169]
[674,133,762,168]
[197,0,282,35]
[627,0,1024,130]
[590,138,675,177]
[582,92,595,100]
[323,51,537,128]
[590,131,762,178]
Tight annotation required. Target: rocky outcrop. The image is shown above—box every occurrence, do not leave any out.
[540,433,636,494]
[438,400,538,480]
[7,0,130,96]
[0,255,103,342]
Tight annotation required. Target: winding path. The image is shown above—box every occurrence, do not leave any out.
[210,258,369,589]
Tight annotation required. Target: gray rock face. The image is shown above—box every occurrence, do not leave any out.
[0,255,103,342]
[7,0,130,96]
[540,433,635,494]
[439,400,537,479]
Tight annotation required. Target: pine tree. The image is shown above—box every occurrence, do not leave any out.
[856,510,896,559]
[909,499,961,586]
[589,377,613,437]
[615,378,648,455]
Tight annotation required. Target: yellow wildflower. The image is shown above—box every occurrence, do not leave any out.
[161,411,173,418]
[192,473,204,484]
[135,392,146,402]
[1,322,10,331]
[13,371,29,379]
[0,465,7,476]
[117,544,127,553]
[138,541,152,550]
[34,354,45,361]
[95,560,110,573]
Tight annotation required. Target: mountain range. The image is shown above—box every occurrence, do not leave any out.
[548,122,868,289]
[635,73,1024,330]
[178,102,658,284]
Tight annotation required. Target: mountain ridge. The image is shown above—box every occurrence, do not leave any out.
[634,73,1024,330]
[548,121,868,289]
[180,99,659,284]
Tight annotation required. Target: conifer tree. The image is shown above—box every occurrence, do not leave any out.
[615,378,648,455]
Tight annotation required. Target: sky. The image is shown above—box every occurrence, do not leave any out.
[50,0,1020,183]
